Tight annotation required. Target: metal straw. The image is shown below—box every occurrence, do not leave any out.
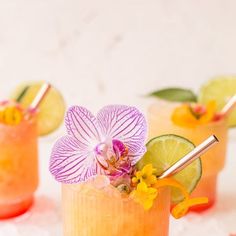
[29,83,51,110]
[221,95,236,117]
[158,135,218,179]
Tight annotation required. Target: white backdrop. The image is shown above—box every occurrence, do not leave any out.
[0,1,236,235]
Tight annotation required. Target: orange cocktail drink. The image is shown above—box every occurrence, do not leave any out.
[50,104,210,235]
[0,102,38,219]
[148,101,228,211]
[62,178,170,236]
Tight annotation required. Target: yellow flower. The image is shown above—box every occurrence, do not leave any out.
[132,164,157,187]
[198,101,216,124]
[0,106,23,125]
[131,182,158,210]
[130,176,209,214]
[171,101,216,128]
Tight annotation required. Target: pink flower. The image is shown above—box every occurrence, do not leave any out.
[49,105,147,184]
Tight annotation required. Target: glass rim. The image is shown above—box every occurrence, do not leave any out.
[0,113,37,129]
[61,182,170,203]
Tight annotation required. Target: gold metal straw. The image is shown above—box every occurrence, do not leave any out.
[29,83,51,110]
[221,94,236,117]
[158,135,218,179]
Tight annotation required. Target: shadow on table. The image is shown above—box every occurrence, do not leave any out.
[2,195,61,226]
[0,195,61,235]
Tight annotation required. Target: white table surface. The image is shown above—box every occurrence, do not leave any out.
[0,1,236,235]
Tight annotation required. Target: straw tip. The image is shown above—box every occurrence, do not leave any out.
[213,135,219,142]
[44,83,51,88]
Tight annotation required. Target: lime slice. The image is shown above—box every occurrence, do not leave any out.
[10,81,66,135]
[148,88,197,102]
[199,76,236,127]
[137,134,202,203]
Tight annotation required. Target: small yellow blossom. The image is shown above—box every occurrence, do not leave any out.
[132,164,157,187]
[0,106,23,125]
[171,101,216,128]
[198,101,216,124]
[130,175,208,214]
[131,182,158,210]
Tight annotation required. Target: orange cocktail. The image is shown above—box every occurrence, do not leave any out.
[148,101,228,211]
[50,104,210,235]
[62,178,170,236]
[0,102,38,219]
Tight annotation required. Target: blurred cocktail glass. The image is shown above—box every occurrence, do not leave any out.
[0,83,60,219]
[0,104,38,219]
[148,101,228,211]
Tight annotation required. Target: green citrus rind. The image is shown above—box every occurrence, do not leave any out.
[199,76,236,127]
[10,81,66,135]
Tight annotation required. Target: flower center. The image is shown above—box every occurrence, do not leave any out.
[95,139,131,177]
[190,104,207,119]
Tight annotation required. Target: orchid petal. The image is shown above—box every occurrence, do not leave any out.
[49,135,98,183]
[65,106,101,149]
[97,105,147,154]
[129,146,147,166]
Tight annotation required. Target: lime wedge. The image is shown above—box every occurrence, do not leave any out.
[148,88,197,102]
[199,76,236,127]
[10,81,66,136]
[137,134,202,203]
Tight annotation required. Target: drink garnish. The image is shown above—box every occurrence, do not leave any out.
[0,101,24,125]
[199,76,236,127]
[10,81,65,135]
[15,86,30,102]
[148,87,197,102]
[171,101,218,128]
[0,83,51,126]
[50,105,147,183]
[49,104,217,217]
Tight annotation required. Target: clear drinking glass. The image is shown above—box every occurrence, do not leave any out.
[0,114,38,219]
[148,102,228,211]
[62,179,170,236]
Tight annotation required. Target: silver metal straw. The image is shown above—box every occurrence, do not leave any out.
[221,95,236,117]
[29,83,51,110]
[158,135,219,179]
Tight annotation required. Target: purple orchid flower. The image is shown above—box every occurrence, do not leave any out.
[49,105,147,184]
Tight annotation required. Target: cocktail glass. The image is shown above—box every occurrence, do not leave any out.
[148,101,228,211]
[50,104,215,235]
[0,110,38,219]
[62,177,170,236]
